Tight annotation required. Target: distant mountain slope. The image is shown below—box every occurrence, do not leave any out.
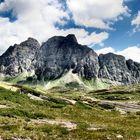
[0,34,140,89]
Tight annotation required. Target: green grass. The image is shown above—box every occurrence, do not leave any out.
[88,84,140,101]
[0,85,139,139]
[4,71,35,84]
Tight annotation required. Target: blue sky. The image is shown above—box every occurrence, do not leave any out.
[103,0,140,50]
[0,0,140,62]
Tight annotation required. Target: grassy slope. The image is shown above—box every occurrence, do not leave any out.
[2,70,123,91]
[4,71,35,84]
[41,70,114,90]
[0,83,139,140]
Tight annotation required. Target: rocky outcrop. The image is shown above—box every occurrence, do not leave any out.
[0,38,40,76]
[0,34,140,86]
[98,53,140,84]
[126,59,140,83]
[35,34,99,80]
[98,53,132,83]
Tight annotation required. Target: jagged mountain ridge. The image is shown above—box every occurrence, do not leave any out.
[98,53,140,84]
[35,34,99,81]
[0,34,140,87]
[0,37,40,77]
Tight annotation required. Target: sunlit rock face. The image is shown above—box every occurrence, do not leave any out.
[126,59,140,83]
[98,53,140,84]
[0,38,40,76]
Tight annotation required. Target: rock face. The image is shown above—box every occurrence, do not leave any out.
[35,34,99,80]
[98,53,132,83]
[126,59,140,83]
[98,53,140,84]
[0,38,40,76]
[0,34,140,85]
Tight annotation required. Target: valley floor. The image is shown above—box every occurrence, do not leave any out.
[0,82,140,140]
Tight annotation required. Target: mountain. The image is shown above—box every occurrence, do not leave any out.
[0,34,140,89]
[0,38,40,77]
[98,53,140,84]
[35,34,99,81]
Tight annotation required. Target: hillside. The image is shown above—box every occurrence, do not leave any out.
[0,35,139,140]
[0,82,139,139]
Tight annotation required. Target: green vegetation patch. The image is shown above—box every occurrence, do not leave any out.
[0,84,139,139]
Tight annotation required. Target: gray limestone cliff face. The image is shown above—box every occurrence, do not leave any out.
[0,34,140,85]
[98,53,140,84]
[0,38,40,76]
[35,34,99,80]
[126,59,140,83]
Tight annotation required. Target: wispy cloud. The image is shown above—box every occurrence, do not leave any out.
[131,11,140,32]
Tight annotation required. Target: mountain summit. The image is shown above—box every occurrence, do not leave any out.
[0,38,40,76]
[35,34,99,81]
[0,34,140,89]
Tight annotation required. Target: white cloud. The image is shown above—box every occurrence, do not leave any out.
[96,47,115,55]
[0,0,109,54]
[96,46,140,63]
[61,29,109,45]
[118,46,140,62]
[67,0,129,29]
[131,11,140,32]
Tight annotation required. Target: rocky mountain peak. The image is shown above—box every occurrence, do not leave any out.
[65,34,78,44]
[98,53,140,84]
[42,34,78,50]
[0,34,140,86]
[35,35,99,80]
[0,38,40,76]
[19,37,40,48]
